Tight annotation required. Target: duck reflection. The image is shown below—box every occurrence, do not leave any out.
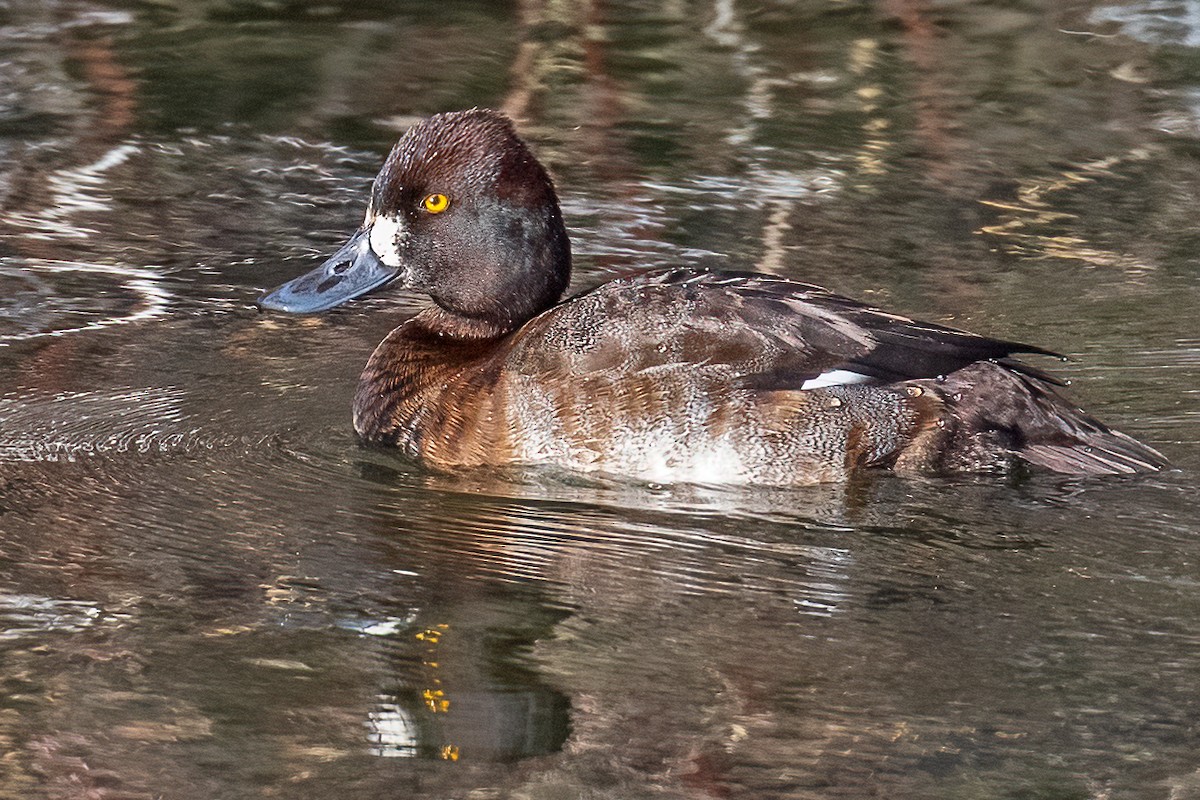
[366,685,569,762]
[364,615,570,763]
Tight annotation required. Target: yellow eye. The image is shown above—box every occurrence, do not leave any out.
[422,193,450,214]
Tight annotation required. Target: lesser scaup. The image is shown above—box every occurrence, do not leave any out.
[258,109,1167,484]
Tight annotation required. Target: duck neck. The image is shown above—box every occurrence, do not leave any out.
[411,306,516,341]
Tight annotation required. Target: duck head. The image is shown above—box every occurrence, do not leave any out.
[258,109,571,335]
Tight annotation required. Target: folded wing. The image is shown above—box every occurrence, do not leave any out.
[509,267,1056,387]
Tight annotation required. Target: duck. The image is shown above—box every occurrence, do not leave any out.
[257,108,1168,485]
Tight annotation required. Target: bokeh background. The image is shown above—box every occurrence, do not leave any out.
[1,1,1198,798]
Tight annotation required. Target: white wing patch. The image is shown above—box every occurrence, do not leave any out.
[800,369,875,390]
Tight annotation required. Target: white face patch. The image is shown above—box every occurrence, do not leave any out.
[368,214,408,268]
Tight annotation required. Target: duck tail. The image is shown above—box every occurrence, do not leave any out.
[914,361,1169,476]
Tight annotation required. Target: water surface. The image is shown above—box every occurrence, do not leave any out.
[1,1,1198,798]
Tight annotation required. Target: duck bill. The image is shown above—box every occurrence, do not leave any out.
[257,227,400,313]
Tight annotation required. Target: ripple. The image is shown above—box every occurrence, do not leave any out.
[1091,2,1200,47]
[0,386,199,463]
[0,259,170,343]
[0,593,108,640]
[7,144,139,240]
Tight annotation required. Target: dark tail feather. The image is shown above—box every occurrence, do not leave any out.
[927,362,1169,476]
[1020,433,1169,475]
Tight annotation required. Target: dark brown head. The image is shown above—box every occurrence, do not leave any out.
[259,109,571,335]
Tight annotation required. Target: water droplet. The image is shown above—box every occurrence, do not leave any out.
[905,386,924,398]
[826,396,842,409]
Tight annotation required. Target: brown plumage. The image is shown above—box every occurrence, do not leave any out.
[260,109,1169,484]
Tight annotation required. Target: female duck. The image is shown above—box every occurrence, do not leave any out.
[259,109,1167,484]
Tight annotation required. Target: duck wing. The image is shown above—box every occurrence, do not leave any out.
[508,267,1056,387]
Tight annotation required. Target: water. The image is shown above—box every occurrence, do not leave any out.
[0,1,1198,797]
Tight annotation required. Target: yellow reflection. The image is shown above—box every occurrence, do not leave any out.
[977,148,1153,268]
[422,688,450,714]
[414,622,448,643]
[847,37,890,178]
[848,38,877,76]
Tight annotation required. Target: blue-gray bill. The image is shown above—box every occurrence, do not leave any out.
[257,227,399,313]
